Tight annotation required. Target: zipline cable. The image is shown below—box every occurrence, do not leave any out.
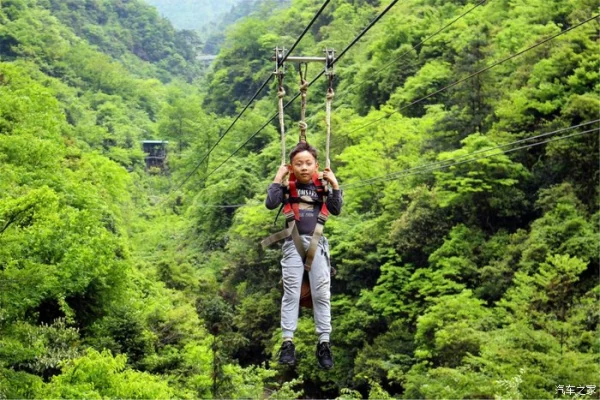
[344,14,600,136]
[374,0,488,75]
[342,126,599,189]
[247,0,402,140]
[161,1,332,201]
[201,0,401,180]
[342,119,600,188]
[178,123,598,208]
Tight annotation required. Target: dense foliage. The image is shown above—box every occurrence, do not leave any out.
[1,0,598,398]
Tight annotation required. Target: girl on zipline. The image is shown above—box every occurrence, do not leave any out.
[263,50,340,368]
[265,142,342,369]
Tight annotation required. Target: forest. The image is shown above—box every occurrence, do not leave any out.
[0,0,598,398]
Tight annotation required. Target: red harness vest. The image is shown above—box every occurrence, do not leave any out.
[284,172,329,222]
[262,172,330,267]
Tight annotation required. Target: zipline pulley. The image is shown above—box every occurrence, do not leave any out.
[274,46,286,75]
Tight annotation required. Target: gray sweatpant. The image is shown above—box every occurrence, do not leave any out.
[280,235,331,343]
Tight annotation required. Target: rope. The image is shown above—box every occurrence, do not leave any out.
[242,0,400,142]
[157,1,334,206]
[277,76,287,164]
[298,64,309,143]
[325,86,334,169]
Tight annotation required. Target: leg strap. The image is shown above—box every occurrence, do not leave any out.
[261,219,306,263]
[303,222,323,271]
[263,209,328,273]
[290,222,306,260]
[303,211,329,271]
[261,225,293,248]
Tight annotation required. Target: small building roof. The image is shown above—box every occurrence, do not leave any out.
[142,140,169,144]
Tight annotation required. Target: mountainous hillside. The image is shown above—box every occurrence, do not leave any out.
[1,0,598,398]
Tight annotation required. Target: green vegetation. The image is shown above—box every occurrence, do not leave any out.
[0,0,598,398]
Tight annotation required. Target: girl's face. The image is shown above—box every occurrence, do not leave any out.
[289,150,318,184]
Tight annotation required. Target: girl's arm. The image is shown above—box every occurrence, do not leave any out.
[265,165,289,209]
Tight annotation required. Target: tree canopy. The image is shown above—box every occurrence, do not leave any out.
[1,0,598,398]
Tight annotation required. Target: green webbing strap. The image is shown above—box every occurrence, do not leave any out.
[303,212,328,271]
[291,222,306,261]
[261,214,306,261]
[261,225,293,248]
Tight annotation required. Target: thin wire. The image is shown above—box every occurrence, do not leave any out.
[194,202,261,209]
[171,126,598,207]
[374,0,488,75]
[247,0,402,141]
[343,119,600,188]
[343,127,598,189]
[201,0,402,180]
[345,14,600,136]
[161,1,333,202]
[284,0,331,61]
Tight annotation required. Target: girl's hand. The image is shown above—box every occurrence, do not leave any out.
[323,167,339,189]
[274,164,289,183]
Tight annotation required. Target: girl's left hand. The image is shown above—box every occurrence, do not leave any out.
[323,167,339,189]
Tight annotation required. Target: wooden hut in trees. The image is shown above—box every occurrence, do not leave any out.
[142,140,168,170]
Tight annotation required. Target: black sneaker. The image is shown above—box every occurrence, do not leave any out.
[316,342,334,369]
[278,341,296,365]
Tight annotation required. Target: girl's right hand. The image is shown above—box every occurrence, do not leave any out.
[274,164,289,183]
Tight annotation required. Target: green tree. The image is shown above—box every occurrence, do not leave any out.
[434,133,530,229]
[40,349,175,398]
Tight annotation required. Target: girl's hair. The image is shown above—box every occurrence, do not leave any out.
[289,142,318,162]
